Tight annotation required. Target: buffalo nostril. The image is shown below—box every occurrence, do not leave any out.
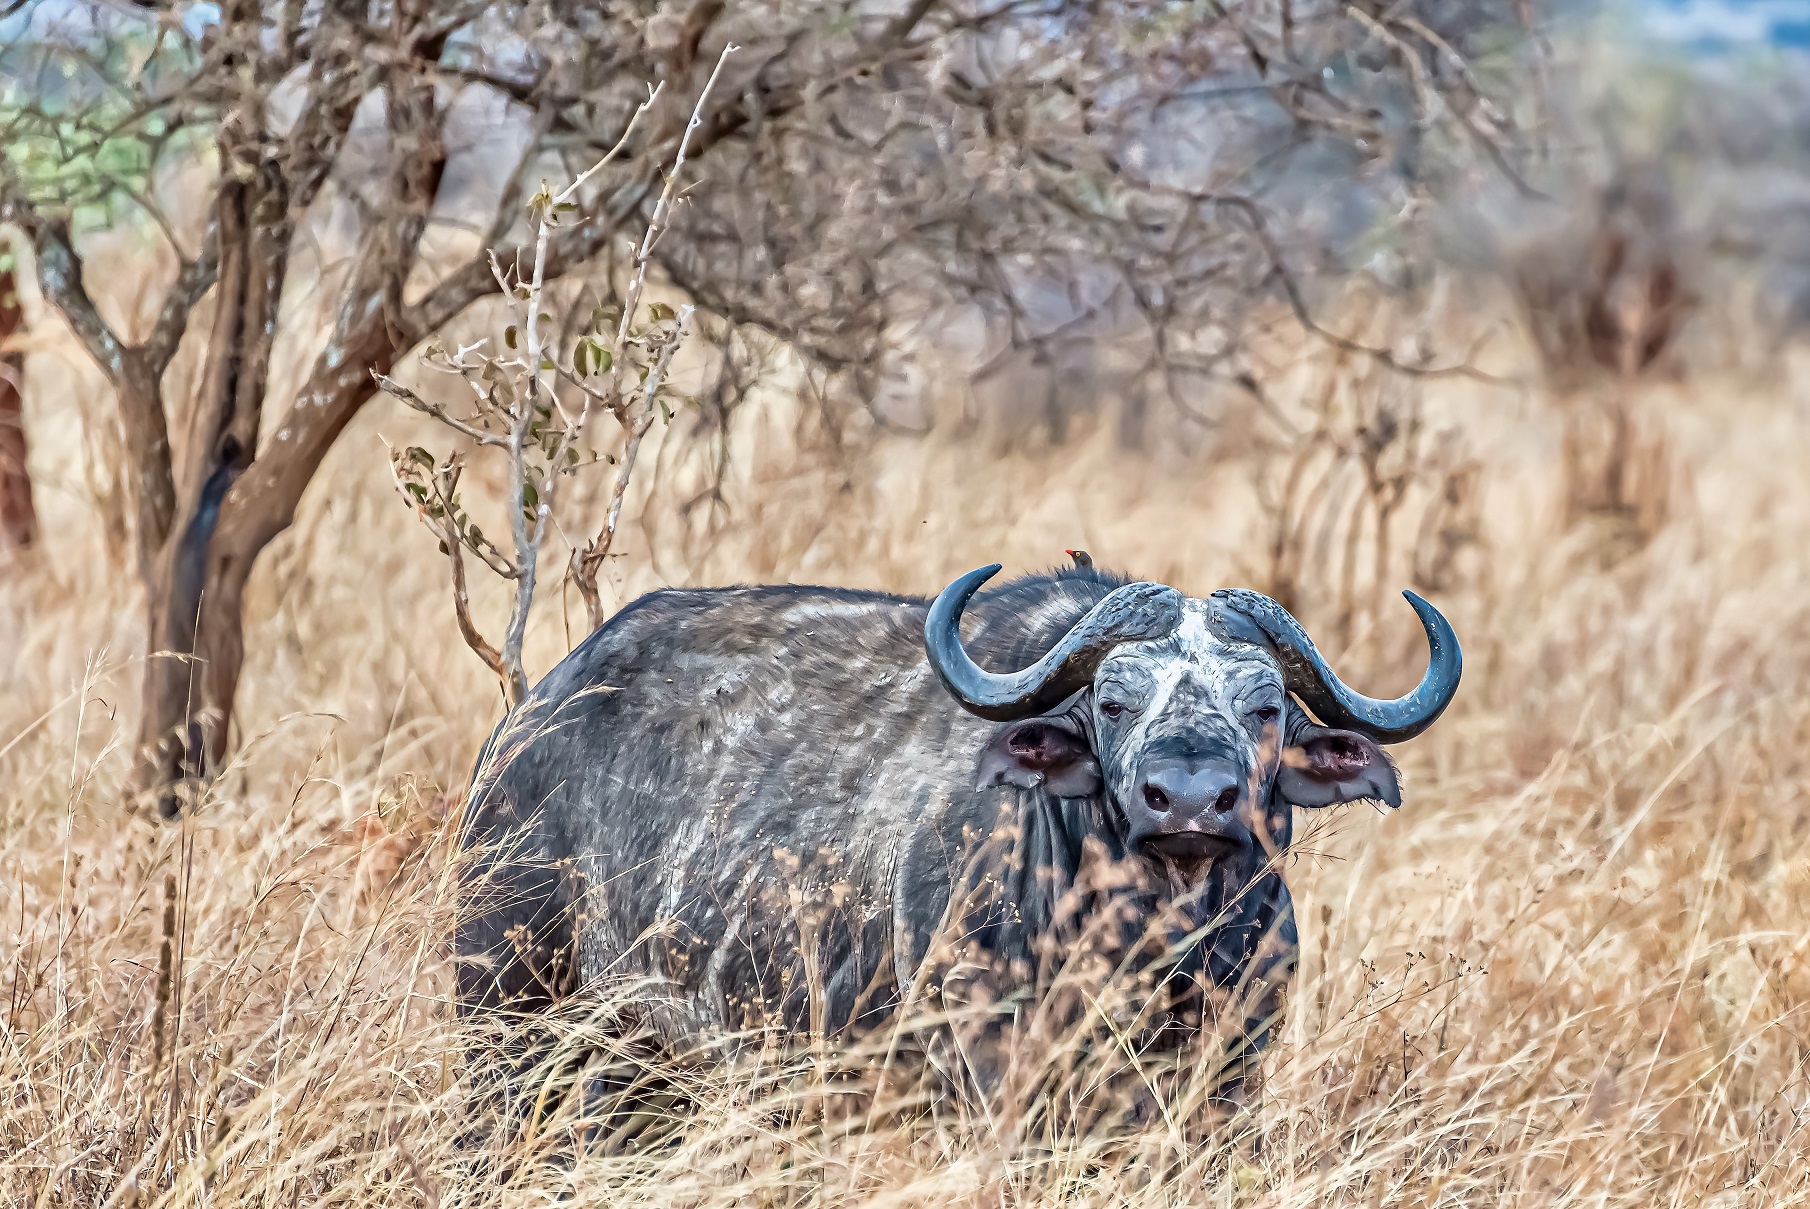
[1143,784,1170,812]
[1213,786,1239,814]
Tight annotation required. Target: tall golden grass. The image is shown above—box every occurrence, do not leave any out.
[6,261,1810,1204]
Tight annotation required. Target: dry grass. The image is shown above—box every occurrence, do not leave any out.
[6,276,1810,1205]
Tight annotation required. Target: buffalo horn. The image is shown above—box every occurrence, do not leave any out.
[925,565,1184,722]
[1211,588,1460,743]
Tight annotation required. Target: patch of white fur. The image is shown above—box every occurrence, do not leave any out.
[782,601,888,622]
[1093,599,1283,790]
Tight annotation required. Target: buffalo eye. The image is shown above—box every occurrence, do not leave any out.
[1099,699,1124,719]
[1251,704,1281,726]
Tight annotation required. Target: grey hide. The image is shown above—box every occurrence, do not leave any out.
[456,564,1455,1092]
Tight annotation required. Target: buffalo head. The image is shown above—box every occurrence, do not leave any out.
[924,565,1461,880]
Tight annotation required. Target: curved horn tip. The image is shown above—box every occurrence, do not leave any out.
[931,564,1004,608]
[961,563,1004,589]
[1402,590,1461,649]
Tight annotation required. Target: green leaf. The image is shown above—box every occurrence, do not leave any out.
[647,301,674,322]
[575,338,613,376]
[504,325,517,349]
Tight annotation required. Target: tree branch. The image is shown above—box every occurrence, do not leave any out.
[283,0,380,218]
[387,451,508,677]
[881,0,942,47]
[208,20,454,591]
[2,195,177,562]
[4,205,130,383]
[374,373,509,446]
[143,238,220,378]
[405,174,659,341]
[573,308,689,629]
[1212,192,1513,383]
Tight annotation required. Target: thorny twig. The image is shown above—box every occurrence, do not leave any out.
[574,305,693,628]
[568,44,739,625]
[375,374,508,447]
[376,49,733,705]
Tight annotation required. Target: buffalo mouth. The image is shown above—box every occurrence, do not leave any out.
[1140,831,1242,884]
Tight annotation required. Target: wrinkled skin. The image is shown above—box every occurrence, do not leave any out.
[458,565,1408,1102]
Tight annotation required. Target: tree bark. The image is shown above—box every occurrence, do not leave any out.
[135,39,446,815]
[9,213,180,569]
[170,309,412,815]
[0,265,35,550]
[137,165,289,811]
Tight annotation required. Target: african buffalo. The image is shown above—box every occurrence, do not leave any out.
[457,561,1460,1107]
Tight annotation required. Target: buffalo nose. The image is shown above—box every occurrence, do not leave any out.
[1139,762,1241,820]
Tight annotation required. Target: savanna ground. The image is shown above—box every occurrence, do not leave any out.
[5,243,1810,1206]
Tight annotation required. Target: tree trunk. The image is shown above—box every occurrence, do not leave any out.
[0,266,35,550]
[137,165,289,815]
[174,323,410,814]
[134,43,446,815]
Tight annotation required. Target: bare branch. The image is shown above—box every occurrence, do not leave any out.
[602,45,737,415]
[488,68,681,700]
[2,204,130,383]
[386,450,507,677]
[2,194,176,562]
[143,237,220,378]
[283,0,380,218]
[374,373,510,447]
[437,62,558,110]
[395,51,729,704]
[573,307,690,629]
[406,180,647,340]
[1354,9,1552,204]
[1212,193,1515,384]
[555,82,664,208]
[572,408,654,632]
[443,495,507,681]
[117,179,191,263]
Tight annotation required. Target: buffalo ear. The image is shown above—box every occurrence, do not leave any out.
[1277,725,1401,809]
[976,716,1101,798]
